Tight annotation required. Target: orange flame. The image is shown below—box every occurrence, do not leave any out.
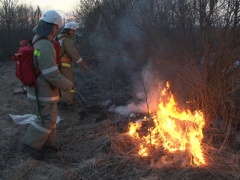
[128,82,205,166]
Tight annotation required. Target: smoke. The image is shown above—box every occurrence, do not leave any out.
[88,0,178,117]
[114,63,165,117]
[88,0,154,82]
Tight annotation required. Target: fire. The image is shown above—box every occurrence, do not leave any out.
[128,82,205,166]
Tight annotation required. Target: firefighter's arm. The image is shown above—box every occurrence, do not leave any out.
[64,38,89,70]
[76,58,89,70]
[37,45,73,91]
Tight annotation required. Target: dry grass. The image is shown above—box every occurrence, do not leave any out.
[1,62,240,180]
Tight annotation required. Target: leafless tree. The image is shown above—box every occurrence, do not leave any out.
[0,0,41,61]
[73,0,240,144]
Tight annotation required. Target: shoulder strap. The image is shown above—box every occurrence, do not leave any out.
[32,37,46,76]
[32,36,46,46]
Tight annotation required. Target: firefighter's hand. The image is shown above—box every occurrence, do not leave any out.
[79,60,89,71]
[69,86,75,93]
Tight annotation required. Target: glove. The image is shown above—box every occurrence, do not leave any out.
[69,86,75,93]
[79,60,89,71]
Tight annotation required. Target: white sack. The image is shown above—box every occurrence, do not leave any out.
[9,114,62,125]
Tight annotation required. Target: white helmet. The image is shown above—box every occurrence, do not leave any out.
[64,22,79,30]
[41,10,62,27]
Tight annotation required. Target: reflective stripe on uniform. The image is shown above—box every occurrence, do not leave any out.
[62,62,71,67]
[34,49,40,57]
[76,58,83,63]
[27,93,59,101]
[41,65,58,75]
[31,121,51,134]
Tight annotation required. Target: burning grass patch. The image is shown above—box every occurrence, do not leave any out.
[109,128,240,179]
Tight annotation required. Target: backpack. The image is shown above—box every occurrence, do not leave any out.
[54,36,66,67]
[53,38,62,67]
[12,37,61,90]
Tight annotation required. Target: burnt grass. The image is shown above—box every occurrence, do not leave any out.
[1,61,240,180]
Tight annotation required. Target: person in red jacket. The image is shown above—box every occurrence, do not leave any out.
[21,10,73,160]
[57,22,89,111]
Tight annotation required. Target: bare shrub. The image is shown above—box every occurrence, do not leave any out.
[74,0,240,145]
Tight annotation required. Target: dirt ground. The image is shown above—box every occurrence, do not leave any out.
[1,61,240,180]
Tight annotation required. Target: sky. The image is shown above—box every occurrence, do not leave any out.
[21,0,77,13]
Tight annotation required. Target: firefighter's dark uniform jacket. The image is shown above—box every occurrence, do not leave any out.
[27,35,73,101]
[22,35,73,150]
[57,33,82,66]
[57,33,82,104]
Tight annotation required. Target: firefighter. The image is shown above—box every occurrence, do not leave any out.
[21,10,73,160]
[57,21,89,111]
